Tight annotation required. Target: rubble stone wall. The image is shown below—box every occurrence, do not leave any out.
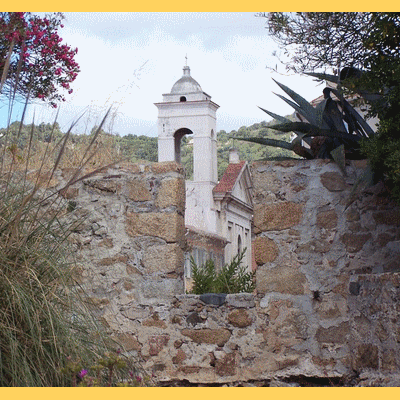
[66,159,400,386]
[251,159,400,386]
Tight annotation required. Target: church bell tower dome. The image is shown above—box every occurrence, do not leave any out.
[170,66,202,94]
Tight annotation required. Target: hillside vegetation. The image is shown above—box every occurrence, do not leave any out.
[0,117,296,179]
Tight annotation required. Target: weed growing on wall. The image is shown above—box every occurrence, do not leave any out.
[189,249,255,294]
[62,350,153,387]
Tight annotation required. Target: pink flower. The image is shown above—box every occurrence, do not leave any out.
[79,369,88,379]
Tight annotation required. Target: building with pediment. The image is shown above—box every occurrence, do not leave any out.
[155,65,253,289]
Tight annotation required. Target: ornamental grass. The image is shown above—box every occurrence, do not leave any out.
[0,103,117,386]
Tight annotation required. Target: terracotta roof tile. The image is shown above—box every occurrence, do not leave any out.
[213,160,246,194]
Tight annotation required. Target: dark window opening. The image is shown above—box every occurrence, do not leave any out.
[180,96,187,102]
[174,128,193,172]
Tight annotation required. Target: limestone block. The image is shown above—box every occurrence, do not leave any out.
[314,294,348,319]
[98,254,128,266]
[142,243,184,274]
[373,210,400,226]
[86,178,120,193]
[320,172,346,192]
[148,335,169,356]
[226,293,255,308]
[352,344,379,370]
[215,352,236,376]
[262,314,307,352]
[252,171,282,196]
[296,239,331,254]
[137,279,184,304]
[275,355,300,371]
[316,209,338,229]
[346,209,360,222]
[253,202,303,233]
[142,317,167,329]
[155,177,185,211]
[186,311,206,326]
[274,160,297,168]
[381,349,398,372]
[123,279,135,291]
[181,328,231,346]
[227,309,252,328]
[98,237,114,248]
[114,333,142,351]
[147,161,184,174]
[375,322,389,342]
[256,265,306,295]
[177,366,200,375]
[253,237,279,265]
[125,210,185,244]
[316,322,350,344]
[290,172,309,192]
[172,349,187,364]
[340,233,372,253]
[119,163,141,174]
[125,178,152,201]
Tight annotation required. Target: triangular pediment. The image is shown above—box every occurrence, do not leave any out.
[230,163,253,208]
[213,161,253,210]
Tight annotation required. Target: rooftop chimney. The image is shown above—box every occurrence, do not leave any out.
[229,147,240,164]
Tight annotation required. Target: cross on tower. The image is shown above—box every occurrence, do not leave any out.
[185,54,188,66]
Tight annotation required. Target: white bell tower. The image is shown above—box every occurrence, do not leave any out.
[155,65,219,185]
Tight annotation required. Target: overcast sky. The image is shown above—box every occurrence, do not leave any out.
[6,12,327,136]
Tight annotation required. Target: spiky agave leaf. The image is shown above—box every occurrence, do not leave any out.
[234,135,313,159]
[314,98,329,128]
[269,122,362,144]
[322,96,348,133]
[233,136,293,150]
[330,88,375,137]
[306,70,383,105]
[257,106,292,124]
[272,79,329,128]
[257,106,312,145]
[305,72,339,84]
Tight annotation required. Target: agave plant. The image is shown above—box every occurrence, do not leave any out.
[234,72,377,170]
[234,69,381,205]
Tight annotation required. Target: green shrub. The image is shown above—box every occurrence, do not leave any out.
[361,130,400,204]
[189,249,255,294]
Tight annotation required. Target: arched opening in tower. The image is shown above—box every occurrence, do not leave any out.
[174,128,193,177]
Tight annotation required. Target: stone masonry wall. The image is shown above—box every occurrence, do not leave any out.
[251,159,400,386]
[62,161,187,317]
[63,159,400,386]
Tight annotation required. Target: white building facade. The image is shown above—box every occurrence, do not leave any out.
[155,66,253,287]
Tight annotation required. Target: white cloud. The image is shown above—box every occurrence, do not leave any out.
[21,12,326,137]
